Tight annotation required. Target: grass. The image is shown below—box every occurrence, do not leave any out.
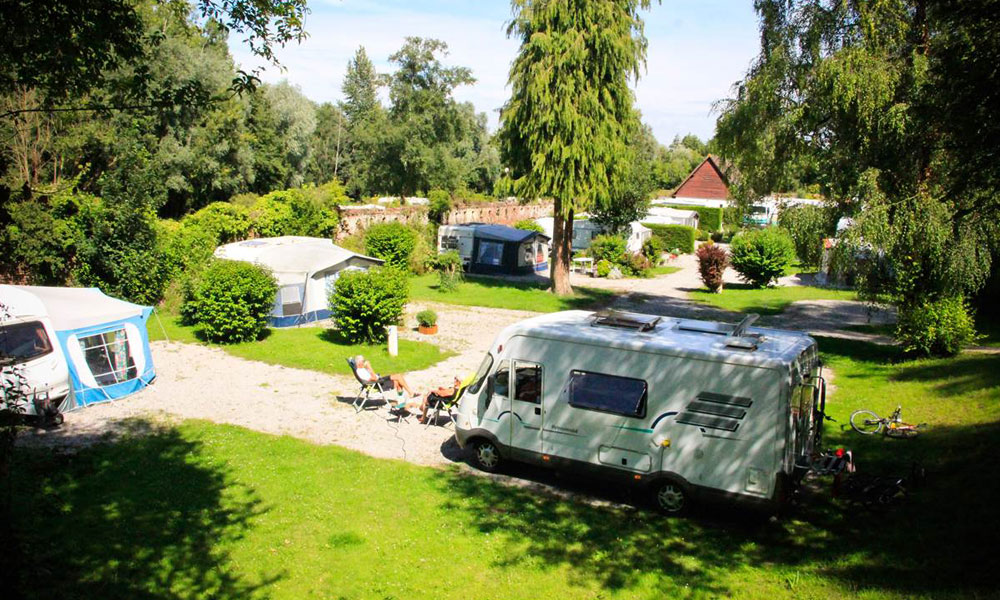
[648,265,682,277]
[409,273,616,313]
[147,312,451,377]
[690,283,857,315]
[7,337,1000,598]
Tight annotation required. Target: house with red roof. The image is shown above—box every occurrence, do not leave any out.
[671,155,729,204]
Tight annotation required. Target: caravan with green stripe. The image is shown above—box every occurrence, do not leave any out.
[453,309,828,514]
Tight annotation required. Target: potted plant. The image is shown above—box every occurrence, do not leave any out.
[416,309,438,334]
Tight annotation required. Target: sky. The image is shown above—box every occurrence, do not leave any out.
[228,0,762,145]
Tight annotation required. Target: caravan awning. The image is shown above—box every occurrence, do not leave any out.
[474,225,550,243]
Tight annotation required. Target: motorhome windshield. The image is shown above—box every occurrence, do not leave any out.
[466,353,494,395]
[0,321,53,365]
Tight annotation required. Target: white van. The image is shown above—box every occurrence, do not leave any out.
[453,310,826,513]
[1,289,71,414]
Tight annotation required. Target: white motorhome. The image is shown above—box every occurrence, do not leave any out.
[0,287,71,413]
[453,310,826,513]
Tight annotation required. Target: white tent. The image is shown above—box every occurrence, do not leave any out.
[643,207,700,229]
[214,236,384,327]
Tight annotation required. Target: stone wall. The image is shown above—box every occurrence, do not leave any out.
[335,199,553,240]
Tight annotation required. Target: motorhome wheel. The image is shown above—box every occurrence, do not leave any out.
[473,439,501,472]
[653,481,687,514]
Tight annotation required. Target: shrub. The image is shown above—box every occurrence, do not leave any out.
[777,204,835,268]
[183,202,252,245]
[514,219,544,233]
[696,230,710,242]
[624,252,651,277]
[642,236,663,264]
[428,190,451,223]
[330,267,408,343]
[663,204,724,232]
[589,235,628,264]
[710,231,724,243]
[180,260,277,343]
[364,223,417,270]
[728,228,796,288]
[433,250,465,292]
[896,296,978,357]
[696,242,729,293]
[643,224,696,254]
[416,309,438,327]
[595,259,612,278]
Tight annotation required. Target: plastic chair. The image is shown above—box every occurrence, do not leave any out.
[425,374,474,428]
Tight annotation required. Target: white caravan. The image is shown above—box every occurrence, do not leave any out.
[0,287,71,413]
[453,310,826,513]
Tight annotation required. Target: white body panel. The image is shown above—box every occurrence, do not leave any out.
[0,288,71,412]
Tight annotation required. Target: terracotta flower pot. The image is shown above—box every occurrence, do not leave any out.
[418,324,438,335]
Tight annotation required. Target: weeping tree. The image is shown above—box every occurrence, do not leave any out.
[715,0,1000,353]
[497,0,652,295]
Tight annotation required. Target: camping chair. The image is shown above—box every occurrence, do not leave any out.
[347,357,390,412]
[425,374,475,428]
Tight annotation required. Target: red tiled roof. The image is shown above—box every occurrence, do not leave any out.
[672,155,729,200]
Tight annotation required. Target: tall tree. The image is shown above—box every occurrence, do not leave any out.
[341,46,380,125]
[497,0,652,295]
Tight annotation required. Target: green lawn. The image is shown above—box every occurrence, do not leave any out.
[147,312,450,377]
[690,283,857,315]
[409,273,616,312]
[8,337,1000,598]
[648,265,682,277]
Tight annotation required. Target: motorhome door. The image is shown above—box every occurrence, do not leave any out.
[509,360,543,454]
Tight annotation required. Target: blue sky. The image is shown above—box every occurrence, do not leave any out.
[228,0,762,144]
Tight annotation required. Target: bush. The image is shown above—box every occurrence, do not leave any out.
[896,296,978,357]
[777,204,834,268]
[643,224,696,254]
[589,235,628,264]
[710,231,724,243]
[514,219,544,233]
[428,190,451,223]
[364,223,417,270]
[433,250,465,292]
[180,260,277,343]
[663,204,724,232]
[183,202,252,245]
[642,236,663,264]
[728,228,796,288]
[696,242,729,293]
[416,309,438,327]
[595,259,612,278]
[330,267,408,343]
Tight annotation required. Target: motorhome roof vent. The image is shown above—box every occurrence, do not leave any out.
[591,310,661,332]
[724,313,761,351]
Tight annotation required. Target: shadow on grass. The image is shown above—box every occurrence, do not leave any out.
[891,354,1000,398]
[8,421,280,599]
[433,419,1000,597]
[815,335,904,363]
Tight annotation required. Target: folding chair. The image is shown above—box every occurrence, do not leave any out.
[425,374,474,428]
[347,358,390,412]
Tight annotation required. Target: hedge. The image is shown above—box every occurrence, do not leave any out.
[662,204,724,232]
[643,224,696,254]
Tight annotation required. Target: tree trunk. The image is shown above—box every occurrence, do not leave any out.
[551,203,574,296]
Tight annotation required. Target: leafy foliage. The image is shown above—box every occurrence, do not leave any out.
[427,189,451,223]
[416,309,438,327]
[330,267,408,344]
[661,204,724,232]
[728,228,795,288]
[696,242,729,293]
[514,219,544,234]
[643,224,696,254]
[364,222,417,270]
[777,204,835,268]
[896,296,979,357]
[433,250,464,292]
[181,259,277,343]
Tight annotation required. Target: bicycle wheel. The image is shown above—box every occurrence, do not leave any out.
[850,410,883,435]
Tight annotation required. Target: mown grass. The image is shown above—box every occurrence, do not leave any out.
[409,273,616,313]
[8,337,999,598]
[690,283,857,315]
[147,312,450,376]
[648,265,682,277]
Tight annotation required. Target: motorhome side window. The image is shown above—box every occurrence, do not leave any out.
[492,364,510,397]
[568,370,647,418]
[0,321,53,365]
[514,361,542,404]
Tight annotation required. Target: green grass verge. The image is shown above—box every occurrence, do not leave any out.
[690,284,857,315]
[8,337,1000,598]
[147,312,450,376]
[648,265,682,277]
[409,273,616,313]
